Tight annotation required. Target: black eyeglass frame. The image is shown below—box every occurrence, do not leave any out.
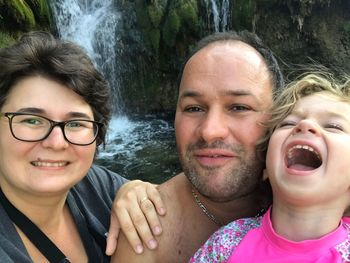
[1,112,104,146]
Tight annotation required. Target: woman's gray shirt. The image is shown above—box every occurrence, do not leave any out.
[0,165,127,262]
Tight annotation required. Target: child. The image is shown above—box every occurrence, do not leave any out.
[190,73,350,262]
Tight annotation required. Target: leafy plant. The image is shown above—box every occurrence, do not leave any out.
[10,0,36,27]
[5,0,51,29]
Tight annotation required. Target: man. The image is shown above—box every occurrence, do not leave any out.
[111,30,284,263]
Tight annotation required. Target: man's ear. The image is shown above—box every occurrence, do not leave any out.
[262,168,269,181]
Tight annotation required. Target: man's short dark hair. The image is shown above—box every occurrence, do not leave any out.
[177,30,284,96]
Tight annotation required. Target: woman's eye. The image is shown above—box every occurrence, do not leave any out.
[67,121,83,128]
[21,118,42,125]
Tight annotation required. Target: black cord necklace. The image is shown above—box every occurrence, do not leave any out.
[0,188,70,263]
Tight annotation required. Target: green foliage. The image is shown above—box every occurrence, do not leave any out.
[10,0,36,27]
[147,0,167,28]
[162,9,181,47]
[33,0,52,25]
[136,0,200,55]
[3,0,51,29]
[0,32,16,48]
[135,0,160,52]
[177,0,198,29]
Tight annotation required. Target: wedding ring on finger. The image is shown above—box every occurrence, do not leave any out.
[139,197,149,206]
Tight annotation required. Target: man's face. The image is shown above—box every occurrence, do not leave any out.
[175,41,273,202]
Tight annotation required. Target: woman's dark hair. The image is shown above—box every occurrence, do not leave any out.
[0,31,111,146]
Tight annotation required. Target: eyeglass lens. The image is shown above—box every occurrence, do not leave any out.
[9,114,98,145]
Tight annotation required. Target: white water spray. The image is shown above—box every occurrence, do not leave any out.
[50,0,124,113]
[205,0,231,32]
[50,0,180,181]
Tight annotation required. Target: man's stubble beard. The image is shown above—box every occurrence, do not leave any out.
[179,141,264,202]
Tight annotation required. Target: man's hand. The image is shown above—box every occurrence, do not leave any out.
[105,180,166,255]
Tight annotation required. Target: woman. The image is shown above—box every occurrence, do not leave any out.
[0,31,139,262]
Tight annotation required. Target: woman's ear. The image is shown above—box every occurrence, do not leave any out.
[262,168,269,181]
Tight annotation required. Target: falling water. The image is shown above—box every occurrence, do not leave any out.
[205,0,231,32]
[50,0,124,113]
[50,0,179,183]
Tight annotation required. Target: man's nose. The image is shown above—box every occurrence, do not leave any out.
[198,109,229,143]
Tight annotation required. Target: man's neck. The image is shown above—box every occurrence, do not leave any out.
[190,183,262,226]
[151,173,265,263]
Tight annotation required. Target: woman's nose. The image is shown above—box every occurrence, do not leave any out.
[41,126,69,149]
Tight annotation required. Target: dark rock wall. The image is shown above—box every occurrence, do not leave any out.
[114,0,349,114]
[1,0,349,114]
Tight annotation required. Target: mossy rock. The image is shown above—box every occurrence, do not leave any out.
[162,9,181,47]
[147,0,167,28]
[232,0,256,30]
[146,28,161,51]
[0,31,15,48]
[177,0,199,29]
[344,21,350,34]
[9,0,36,28]
[135,0,152,30]
[0,0,52,31]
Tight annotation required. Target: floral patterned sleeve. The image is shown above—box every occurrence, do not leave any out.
[189,217,262,263]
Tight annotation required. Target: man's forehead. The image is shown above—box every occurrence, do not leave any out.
[183,41,269,78]
[193,40,263,62]
[178,88,255,99]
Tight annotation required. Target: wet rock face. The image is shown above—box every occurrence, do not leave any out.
[255,0,350,77]
[114,0,349,114]
[2,0,347,113]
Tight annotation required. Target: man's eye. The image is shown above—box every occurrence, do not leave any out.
[184,106,204,112]
[229,105,251,112]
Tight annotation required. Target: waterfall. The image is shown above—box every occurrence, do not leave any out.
[205,0,231,32]
[49,0,124,114]
[49,0,178,183]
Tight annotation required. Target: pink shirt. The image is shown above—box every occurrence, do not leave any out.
[190,210,350,263]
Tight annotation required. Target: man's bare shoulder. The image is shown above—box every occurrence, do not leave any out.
[113,173,214,263]
[111,174,190,263]
[155,174,217,262]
